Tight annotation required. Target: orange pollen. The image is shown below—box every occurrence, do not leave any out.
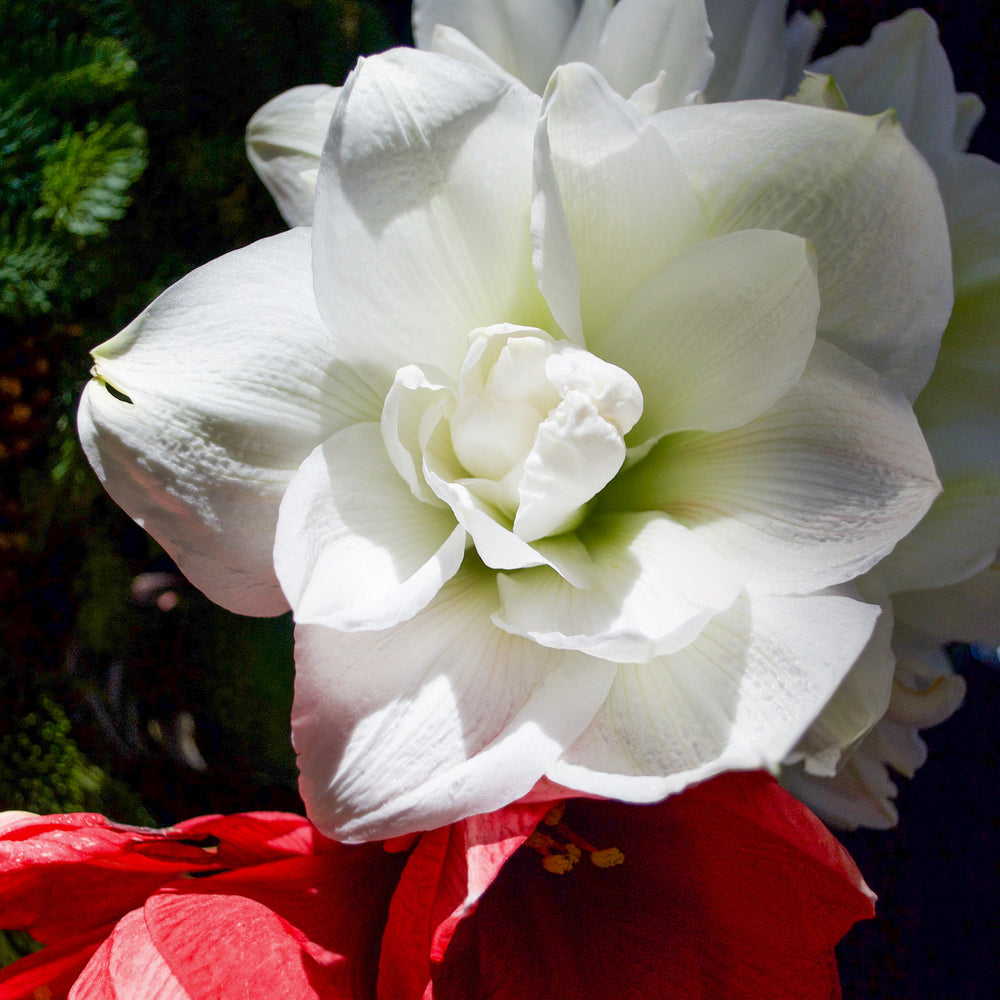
[526,812,624,874]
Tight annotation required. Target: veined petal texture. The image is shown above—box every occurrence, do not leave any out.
[293,566,616,841]
[312,48,549,392]
[79,229,380,616]
[655,99,952,400]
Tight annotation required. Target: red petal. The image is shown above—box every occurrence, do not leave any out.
[0,812,333,945]
[377,802,554,1000]
[174,812,329,866]
[70,908,191,1000]
[0,820,220,943]
[434,773,873,1000]
[164,845,405,997]
[139,894,346,999]
[0,923,112,1000]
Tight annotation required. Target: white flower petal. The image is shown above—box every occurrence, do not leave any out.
[530,119,584,344]
[536,62,705,341]
[783,10,823,93]
[703,0,789,101]
[953,92,985,151]
[246,84,339,227]
[596,228,818,442]
[869,420,1000,594]
[914,155,1000,427]
[423,24,521,84]
[809,9,958,159]
[786,71,849,111]
[940,152,1000,295]
[546,592,880,800]
[555,0,612,66]
[782,639,965,830]
[422,439,591,588]
[655,99,952,399]
[78,229,378,616]
[494,511,746,662]
[786,588,896,776]
[413,0,581,94]
[604,339,940,594]
[292,565,616,841]
[513,345,642,541]
[587,0,714,110]
[312,48,547,391]
[274,423,467,631]
[380,361,457,505]
[514,403,623,541]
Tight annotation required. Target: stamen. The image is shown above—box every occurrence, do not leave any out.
[526,809,624,874]
[589,847,625,869]
[527,829,577,874]
[543,854,576,874]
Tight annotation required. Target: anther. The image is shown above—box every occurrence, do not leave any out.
[526,809,625,874]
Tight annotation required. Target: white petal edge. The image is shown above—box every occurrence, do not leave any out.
[535,62,705,343]
[868,419,1000,594]
[809,9,958,159]
[546,591,880,800]
[704,0,790,102]
[246,84,339,227]
[785,587,896,776]
[782,638,965,830]
[655,99,952,400]
[595,228,818,443]
[413,0,581,93]
[893,559,1000,648]
[603,338,941,595]
[587,0,714,110]
[493,511,747,662]
[292,564,616,841]
[312,48,547,394]
[274,423,467,630]
[78,228,379,616]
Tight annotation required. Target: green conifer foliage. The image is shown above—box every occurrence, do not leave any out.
[0,0,147,318]
[35,118,147,236]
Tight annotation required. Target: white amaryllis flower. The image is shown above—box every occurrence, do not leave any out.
[248,0,721,227]
[410,0,712,106]
[80,49,948,842]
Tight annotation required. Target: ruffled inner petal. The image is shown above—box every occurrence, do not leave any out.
[274,424,467,631]
[493,511,747,662]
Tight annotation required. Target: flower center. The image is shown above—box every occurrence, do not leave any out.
[380,325,643,568]
[450,326,642,541]
[527,802,625,875]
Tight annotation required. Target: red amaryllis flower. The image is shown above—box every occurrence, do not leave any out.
[0,773,873,999]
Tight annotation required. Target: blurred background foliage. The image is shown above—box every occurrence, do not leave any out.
[1,0,997,994]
